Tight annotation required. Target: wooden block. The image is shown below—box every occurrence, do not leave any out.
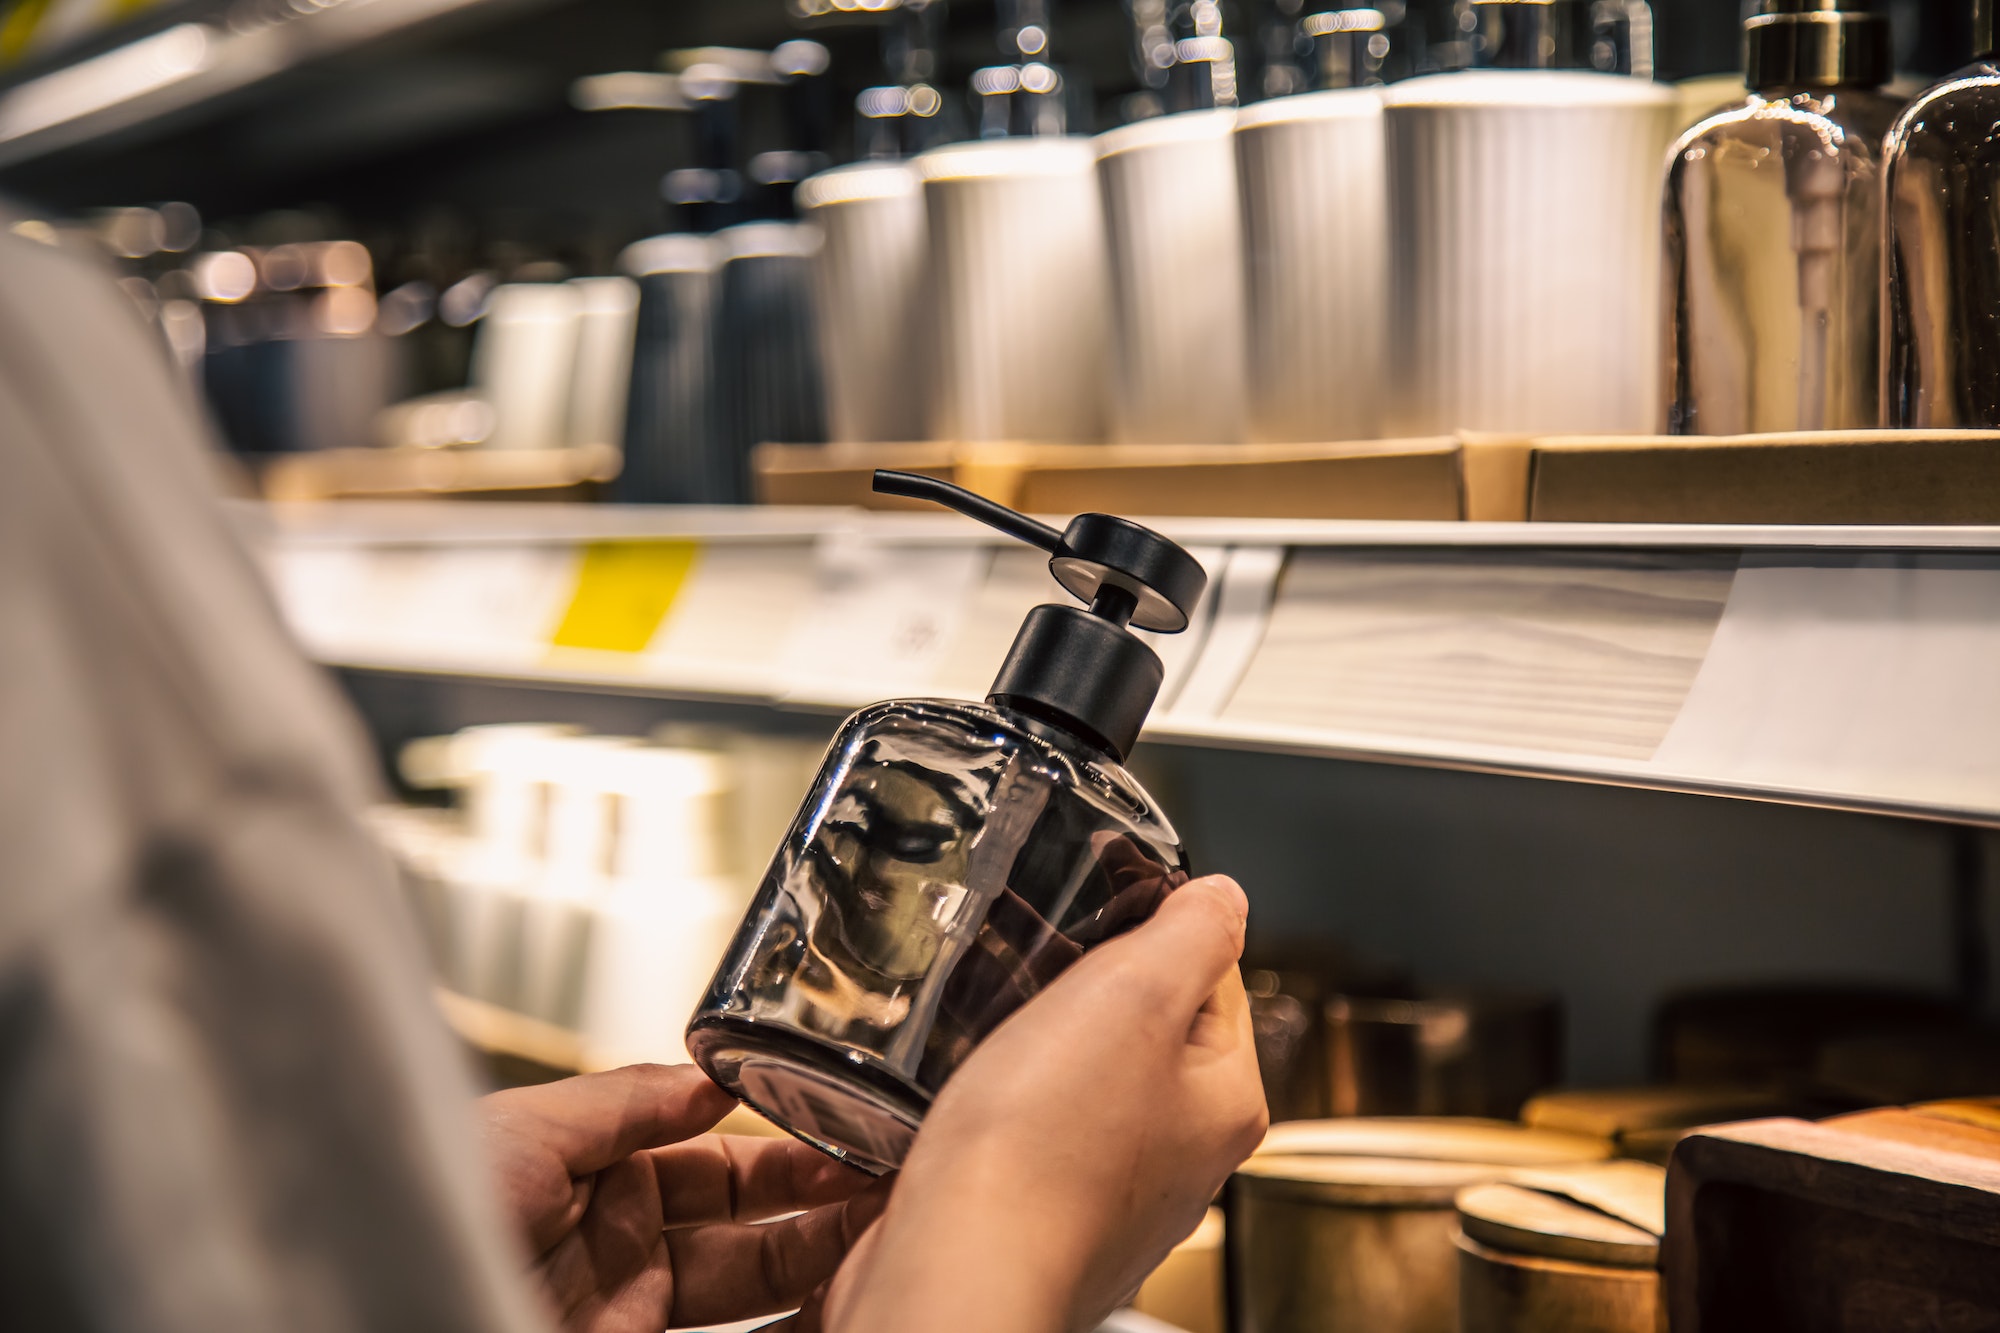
[997,439,1468,520]
[750,441,959,509]
[1664,1117,2000,1332]
[261,443,619,502]
[1527,430,2000,525]
[749,437,1532,520]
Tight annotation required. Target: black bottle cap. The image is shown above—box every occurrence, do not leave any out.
[871,471,1207,761]
[1744,1,1890,91]
[1980,0,1996,61]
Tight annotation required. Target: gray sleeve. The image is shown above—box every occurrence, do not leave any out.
[0,231,552,1333]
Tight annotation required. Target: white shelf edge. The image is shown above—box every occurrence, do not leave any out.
[0,0,551,169]
[232,500,2000,553]
[321,653,2000,830]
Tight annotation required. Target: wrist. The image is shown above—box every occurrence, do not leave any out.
[835,1155,1093,1333]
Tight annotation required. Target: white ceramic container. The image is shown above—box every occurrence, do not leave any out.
[916,136,1112,443]
[1234,87,1389,443]
[470,282,582,450]
[797,160,932,443]
[564,276,640,451]
[1382,71,1678,437]
[1096,107,1248,444]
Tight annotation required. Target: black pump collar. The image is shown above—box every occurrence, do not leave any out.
[871,471,1207,760]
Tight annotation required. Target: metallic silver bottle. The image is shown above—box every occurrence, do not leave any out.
[1662,1,1898,435]
[1883,1,2000,428]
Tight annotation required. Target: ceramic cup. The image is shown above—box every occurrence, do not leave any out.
[797,160,932,444]
[711,221,829,503]
[1233,87,1389,443]
[915,136,1112,443]
[564,276,640,452]
[1382,71,1678,436]
[1096,107,1249,444]
[617,233,719,504]
[470,282,582,450]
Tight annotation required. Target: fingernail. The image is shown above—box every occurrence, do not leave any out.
[1210,875,1249,921]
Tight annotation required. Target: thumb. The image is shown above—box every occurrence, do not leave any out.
[1062,874,1249,1021]
[482,1063,735,1178]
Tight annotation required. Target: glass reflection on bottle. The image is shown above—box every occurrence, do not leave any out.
[688,700,1187,1175]
[1883,52,2000,428]
[1663,85,1902,434]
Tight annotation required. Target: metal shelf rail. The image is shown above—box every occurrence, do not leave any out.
[241,500,2000,828]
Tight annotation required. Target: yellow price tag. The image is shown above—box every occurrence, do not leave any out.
[550,540,701,654]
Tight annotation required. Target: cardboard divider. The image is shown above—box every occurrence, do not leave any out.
[756,431,2000,525]
[754,437,1530,520]
[1525,430,2000,524]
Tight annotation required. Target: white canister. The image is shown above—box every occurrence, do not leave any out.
[916,137,1113,443]
[582,745,740,1066]
[564,275,640,451]
[1382,71,1677,437]
[1096,108,1249,445]
[469,282,583,450]
[797,161,931,444]
[1233,87,1389,444]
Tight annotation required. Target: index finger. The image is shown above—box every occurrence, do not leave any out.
[1063,873,1249,1022]
[483,1063,736,1178]
[646,1133,873,1227]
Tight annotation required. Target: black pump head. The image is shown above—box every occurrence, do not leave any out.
[872,470,1207,759]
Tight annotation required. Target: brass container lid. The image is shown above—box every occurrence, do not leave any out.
[1744,1,1890,92]
[1238,1154,1527,1207]
[1235,1118,1613,1207]
[1522,1085,1795,1140]
[1456,1160,1666,1268]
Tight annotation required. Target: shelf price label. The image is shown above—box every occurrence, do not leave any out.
[550,540,701,654]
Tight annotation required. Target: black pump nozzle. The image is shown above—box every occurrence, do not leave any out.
[873,470,1207,759]
[872,470,1206,631]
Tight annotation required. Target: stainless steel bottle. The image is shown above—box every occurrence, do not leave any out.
[1883,0,2000,428]
[688,473,1206,1175]
[1661,1,1898,435]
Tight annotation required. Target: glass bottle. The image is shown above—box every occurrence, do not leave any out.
[1883,0,2000,428]
[688,473,1207,1175]
[1661,1,1899,435]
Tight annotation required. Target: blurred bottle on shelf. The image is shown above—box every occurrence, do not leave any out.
[972,0,1075,137]
[1883,0,2000,428]
[1302,7,1392,89]
[195,238,405,454]
[849,0,954,159]
[1662,0,1897,435]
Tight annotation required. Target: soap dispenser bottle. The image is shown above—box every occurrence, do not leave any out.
[1661,0,1898,436]
[687,472,1205,1175]
[1883,0,2000,428]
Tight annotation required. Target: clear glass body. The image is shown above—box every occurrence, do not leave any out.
[1662,87,1903,435]
[1884,60,2000,428]
[687,699,1188,1174]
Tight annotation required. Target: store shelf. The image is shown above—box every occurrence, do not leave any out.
[244,500,2000,828]
[437,984,585,1071]
[259,442,619,501]
[0,0,563,169]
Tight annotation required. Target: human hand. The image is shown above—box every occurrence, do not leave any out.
[479,1064,887,1332]
[809,873,1267,1333]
